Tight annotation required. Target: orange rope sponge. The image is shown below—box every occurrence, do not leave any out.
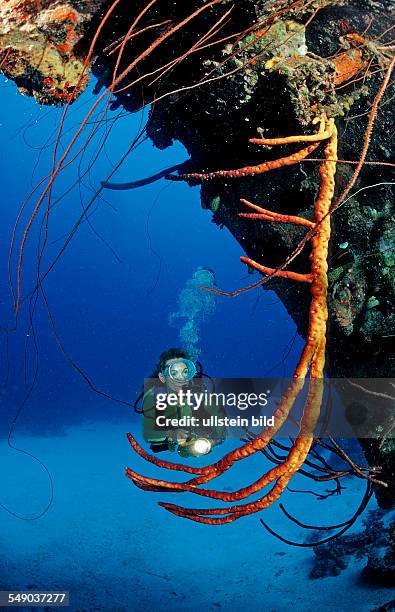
[126,118,338,523]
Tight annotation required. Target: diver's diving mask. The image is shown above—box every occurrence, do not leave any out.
[161,358,197,382]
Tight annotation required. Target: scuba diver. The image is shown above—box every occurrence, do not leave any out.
[135,348,226,458]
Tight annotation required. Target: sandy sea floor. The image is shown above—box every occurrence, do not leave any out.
[1,421,394,612]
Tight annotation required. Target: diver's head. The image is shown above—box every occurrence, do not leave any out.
[154,348,197,390]
[159,357,197,389]
[155,348,190,372]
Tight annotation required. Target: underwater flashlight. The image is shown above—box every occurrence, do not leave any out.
[190,437,212,456]
[177,436,213,458]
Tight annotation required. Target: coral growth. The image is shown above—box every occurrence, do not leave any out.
[310,508,395,587]
[0,0,104,103]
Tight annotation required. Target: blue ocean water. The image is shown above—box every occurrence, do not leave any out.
[0,76,393,611]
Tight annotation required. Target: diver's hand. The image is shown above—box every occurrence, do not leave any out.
[167,429,190,444]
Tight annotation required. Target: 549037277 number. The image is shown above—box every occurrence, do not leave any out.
[0,591,69,606]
